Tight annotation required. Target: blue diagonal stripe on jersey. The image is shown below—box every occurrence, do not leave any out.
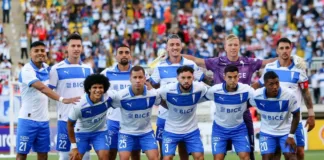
[166,92,202,106]
[120,97,156,111]
[57,67,91,80]
[254,99,289,112]
[265,69,300,83]
[158,65,194,79]
[80,103,109,118]
[106,72,130,81]
[213,92,249,105]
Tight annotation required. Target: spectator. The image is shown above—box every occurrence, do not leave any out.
[310,69,320,104]
[20,33,28,59]
[0,58,11,69]
[14,62,24,81]
[2,0,11,23]
[1,41,10,62]
[319,63,324,104]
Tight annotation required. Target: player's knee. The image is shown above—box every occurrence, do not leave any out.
[131,150,141,160]
[238,152,250,160]
[109,149,118,160]
[214,154,225,160]
[163,156,173,160]
[37,152,48,160]
[58,151,69,160]
[82,151,91,160]
[193,154,204,160]
[16,153,27,160]
[297,147,305,158]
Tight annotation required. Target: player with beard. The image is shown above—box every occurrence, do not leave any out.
[182,34,306,160]
[158,66,207,160]
[101,44,141,160]
[16,41,79,160]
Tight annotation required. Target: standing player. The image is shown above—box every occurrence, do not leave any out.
[149,34,206,160]
[204,65,254,160]
[110,66,160,160]
[49,33,93,160]
[16,41,79,160]
[182,34,306,160]
[159,66,207,160]
[253,38,315,160]
[250,71,300,160]
[68,74,111,160]
[101,44,141,160]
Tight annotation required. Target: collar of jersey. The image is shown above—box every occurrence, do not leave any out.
[86,94,104,106]
[114,64,132,72]
[128,85,147,97]
[222,82,238,93]
[263,87,282,99]
[177,83,193,94]
[166,57,184,65]
[276,60,295,70]
[64,58,82,65]
[29,60,46,71]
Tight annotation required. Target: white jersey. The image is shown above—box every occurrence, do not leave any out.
[149,57,204,119]
[249,87,299,136]
[49,59,93,121]
[259,60,308,121]
[111,86,161,135]
[18,61,50,121]
[159,82,207,134]
[205,83,254,128]
[68,91,114,133]
[100,64,132,122]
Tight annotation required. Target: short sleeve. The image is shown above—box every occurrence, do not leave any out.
[68,106,79,122]
[204,86,215,101]
[156,87,166,100]
[154,90,162,105]
[21,67,39,87]
[249,58,263,72]
[110,91,121,108]
[193,63,205,82]
[149,66,161,85]
[289,95,300,114]
[48,67,58,89]
[248,97,256,108]
[298,69,308,83]
[248,87,255,100]
[204,57,219,72]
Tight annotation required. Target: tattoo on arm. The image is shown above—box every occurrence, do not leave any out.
[301,88,313,110]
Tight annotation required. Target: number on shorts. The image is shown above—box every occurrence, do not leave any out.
[164,144,169,153]
[157,129,163,139]
[260,142,268,152]
[213,143,217,151]
[119,139,127,148]
[19,142,27,151]
[59,140,67,149]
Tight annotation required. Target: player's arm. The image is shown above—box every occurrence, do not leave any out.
[286,110,300,151]
[182,54,206,68]
[261,58,277,68]
[299,81,315,132]
[31,81,80,104]
[156,88,168,109]
[201,75,214,86]
[148,66,161,89]
[67,108,82,160]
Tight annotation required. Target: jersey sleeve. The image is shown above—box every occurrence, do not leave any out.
[48,66,58,89]
[193,63,205,82]
[298,69,309,89]
[204,86,215,101]
[156,87,166,100]
[110,92,121,108]
[249,58,263,72]
[289,95,300,114]
[68,106,80,122]
[204,57,219,72]
[149,66,161,85]
[21,67,39,87]
[154,89,162,105]
[248,87,255,100]
[258,66,268,87]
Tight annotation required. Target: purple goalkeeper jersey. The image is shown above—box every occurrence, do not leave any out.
[205,56,263,85]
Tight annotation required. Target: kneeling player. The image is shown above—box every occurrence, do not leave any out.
[110,66,160,160]
[68,74,112,160]
[204,65,254,160]
[158,66,207,160]
[249,71,300,160]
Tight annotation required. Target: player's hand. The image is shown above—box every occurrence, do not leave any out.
[69,148,82,160]
[63,97,81,105]
[292,55,307,70]
[145,81,153,90]
[305,116,315,132]
[285,137,297,152]
[158,49,168,60]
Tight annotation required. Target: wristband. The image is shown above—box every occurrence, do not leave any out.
[59,97,64,102]
[71,143,77,149]
[308,108,315,116]
[288,134,294,138]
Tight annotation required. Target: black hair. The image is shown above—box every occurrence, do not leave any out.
[264,71,279,82]
[224,65,239,74]
[84,74,110,95]
[130,65,145,75]
[117,44,130,51]
[276,37,292,47]
[30,41,45,49]
[166,34,181,43]
[177,65,194,75]
[67,33,83,43]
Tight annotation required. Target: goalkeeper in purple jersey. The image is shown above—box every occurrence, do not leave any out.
[183,34,306,160]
